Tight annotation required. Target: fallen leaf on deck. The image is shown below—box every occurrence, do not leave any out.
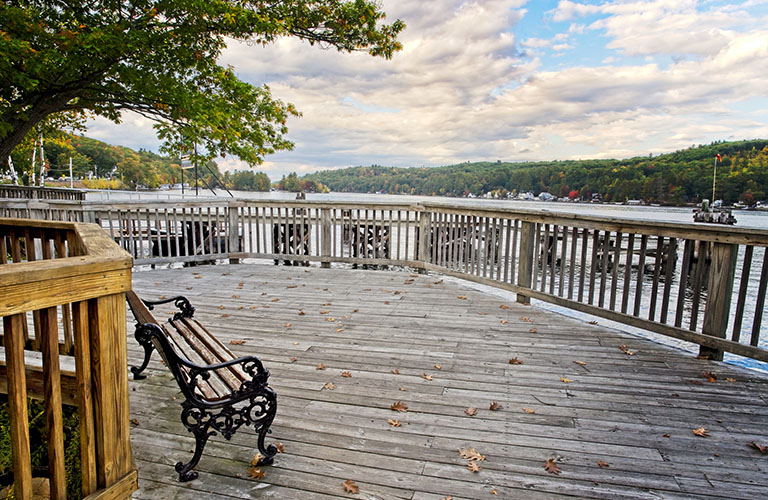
[529,328,537,333]
[499,304,509,309]
[409,274,419,277]
[458,447,486,461]
[663,433,670,438]
[286,285,297,289]
[422,373,433,381]
[725,377,737,382]
[749,442,768,454]
[491,489,498,495]
[342,480,359,494]
[519,316,533,322]
[336,327,345,332]
[509,357,523,365]
[353,309,359,313]
[588,320,598,325]
[298,310,305,315]
[249,305,258,309]
[316,363,327,370]
[457,295,467,300]
[399,387,407,391]
[343,315,352,319]
[500,320,509,324]
[703,371,717,383]
[231,294,240,298]
[237,306,244,310]
[275,442,285,453]
[230,339,246,345]
[434,364,442,370]
[465,407,478,416]
[467,462,482,472]
[391,401,408,412]
[326,317,336,322]
[323,382,336,390]
[544,458,561,475]
[387,419,401,427]
[489,401,504,411]
[271,298,279,302]
[692,427,710,437]
[341,371,352,377]
[523,408,535,414]
[194,276,202,279]
[574,361,587,366]
[290,357,297,362]
[293,342,299,345]
[323,302,332,306]
[218,305,225,309]
[130,418,139,426]
[560,377,572,383]
[597,460,610,468]
[220,272,229,276]
[284,323,292,328]
[247,467,265,479]
[391,368,400,375]
[618,345,635,356]
[250,453,263,466]
[220,314,231,318]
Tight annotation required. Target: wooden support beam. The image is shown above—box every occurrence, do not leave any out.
[700,242,739,361]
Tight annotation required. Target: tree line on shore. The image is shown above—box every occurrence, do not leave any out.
[303,139,768,205]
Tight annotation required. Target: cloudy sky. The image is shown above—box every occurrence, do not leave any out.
[86,0,768,180]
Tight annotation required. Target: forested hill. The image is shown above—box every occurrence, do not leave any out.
[302,140,768,205]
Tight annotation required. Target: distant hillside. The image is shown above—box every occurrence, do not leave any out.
[302,140,768,205]
[5,133,270,191]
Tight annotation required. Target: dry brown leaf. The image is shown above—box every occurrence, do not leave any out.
[725,377,737,383]
[336,327,345,332]
[543,458,561,475]
[440,496,453,500]
[489,401,504,411]
[458,447,486,461]
[289,357,298,363]
[293,341,299,345]
[249,305,258,309]
[422,373,434,381]
[271,298,279,302]
[509,357,523,365]
[218,305,225,310]
[232,294,240,298]
[251,453,264,466]
[237,306,244,310]
[298,310,306,316]
[433,279,443,284]
[353,309,359,313]
[399,387,407,391]
[619,344,635,356]
[237,281,244,287]
[220,314,231,318]
[230,339,246,345]
[519,316,533,322]
[597,460,610,468]
[529,328,537,333]
[574,360,587,366]
[703,371,717,383]
[247,467,265,479]
[465,407,478,416]
[663,433,670,438]
[500,319,509,324]
[391,401,408,412]
[692,427,710,437]
[320,310,330,314]
[523,407,535,414]
[316,363,327,370]
[434,364,442,370]
[391,368,400,375]
[749,441,768,454]
[467,461,482,472]
[387,419,401,427]
[343,315,352,319]
[323,382,336,390]
[499,304,509,309]
[560,377,572,383]
[341,371,352,378]
[194,275,202,279]
[284,322,292,328]
[341,479,359,494]
[275,442,285,453]
[457,295,467,300]
[384,300,390,305]
[490,489,498,495]
[286,285,297,289]
[326,317,336,322]
[588,320,598,325]
[130,418,139,426]
[409,273,419,277]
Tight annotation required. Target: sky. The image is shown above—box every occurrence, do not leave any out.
[85,0,768,180]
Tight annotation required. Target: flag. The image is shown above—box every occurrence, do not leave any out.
[716,154,722,162]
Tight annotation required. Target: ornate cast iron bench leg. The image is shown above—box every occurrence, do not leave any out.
[130,326,155,380]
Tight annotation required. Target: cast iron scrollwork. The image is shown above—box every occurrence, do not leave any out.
[142,295,196,321]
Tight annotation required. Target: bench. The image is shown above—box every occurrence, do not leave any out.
[126,291,277,482]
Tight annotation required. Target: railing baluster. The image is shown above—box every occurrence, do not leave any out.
[731,245,753,342]
[621,233,634,314]
[751,249,768,347]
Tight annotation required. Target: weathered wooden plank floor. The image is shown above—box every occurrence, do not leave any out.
[127,263,768,499]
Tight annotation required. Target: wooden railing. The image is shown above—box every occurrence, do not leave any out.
[0,185,86,201]
[0,218,136,499]
[2,198,767,364]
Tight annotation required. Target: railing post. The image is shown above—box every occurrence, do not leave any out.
[228,203,240,264]
[321,208,332,268]
[516,221,536,305]
[699,242,739,361]
[417,210,431,265]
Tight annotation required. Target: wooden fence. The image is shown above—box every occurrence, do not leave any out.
[2,198,767,363]
[0,185,85,201]
[0,218,136,499]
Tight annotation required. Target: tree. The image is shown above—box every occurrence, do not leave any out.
[0,1,404,165]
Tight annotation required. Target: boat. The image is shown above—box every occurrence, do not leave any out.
[693,154,737,225]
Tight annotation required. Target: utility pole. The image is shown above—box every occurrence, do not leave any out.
[69,157,73,189]
[194,142,199,196]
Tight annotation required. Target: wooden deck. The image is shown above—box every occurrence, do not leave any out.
[127,263,768,499]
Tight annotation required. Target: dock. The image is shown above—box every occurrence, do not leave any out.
[127,263,768,499]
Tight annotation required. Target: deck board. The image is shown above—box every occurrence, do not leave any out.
[128,263,768,499]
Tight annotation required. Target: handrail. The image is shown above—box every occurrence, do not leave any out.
[0,185,86,201]
[0,218,136,499]
[2,198,767,366]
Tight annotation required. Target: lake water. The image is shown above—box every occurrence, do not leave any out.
[87,188,768,372]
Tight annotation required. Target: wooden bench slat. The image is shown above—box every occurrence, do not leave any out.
[163,326,226,400]
[177,318,247,390]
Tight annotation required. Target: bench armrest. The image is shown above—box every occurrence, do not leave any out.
[143,295,196,321]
